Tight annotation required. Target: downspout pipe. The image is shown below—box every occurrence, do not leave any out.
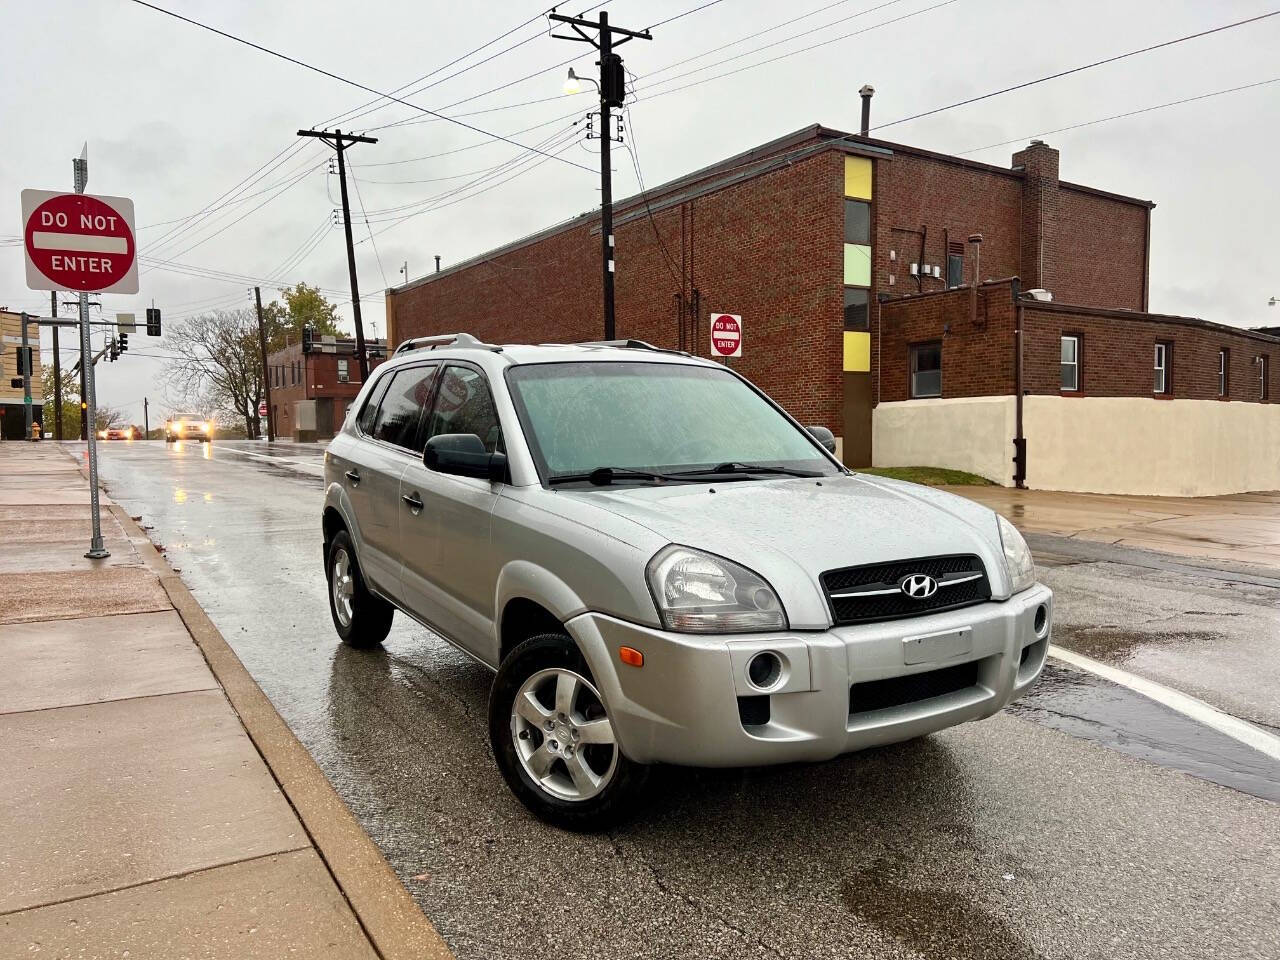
[1012,278,1027,489]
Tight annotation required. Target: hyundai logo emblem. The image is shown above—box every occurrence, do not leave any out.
[899,574,939,599]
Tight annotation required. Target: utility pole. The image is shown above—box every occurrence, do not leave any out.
[143,397,149,439]
[73,145,108,558]
[19,313,33,439]
[551,9,651,340]
[253,286,275,442]
[50,291,63,440]
[297,128,377,381]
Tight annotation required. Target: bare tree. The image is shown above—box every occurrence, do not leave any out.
[160,309,266,438]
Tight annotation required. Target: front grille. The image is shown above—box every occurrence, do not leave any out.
[822,554,990,625]
[849,661,979,715]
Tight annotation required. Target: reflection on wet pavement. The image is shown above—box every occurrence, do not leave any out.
[1010,665,1280,802]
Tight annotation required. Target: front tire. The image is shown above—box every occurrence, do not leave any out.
[326,530,393,647]
[489,634,647,830]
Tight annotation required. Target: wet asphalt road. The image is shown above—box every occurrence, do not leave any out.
[81,439,1280,960]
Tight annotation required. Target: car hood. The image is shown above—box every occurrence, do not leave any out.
[555,473,1007,629]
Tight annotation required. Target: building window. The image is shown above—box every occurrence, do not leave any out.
[1260,355,1269,401]
[1061,335,1080,392]
[844,199,870,245]
[843,288,869,331]
[1218,348,1228,398]
[910,342,942,398]
[337,358,350,383]
[1154,341,1172,395]
[946,240,965,289]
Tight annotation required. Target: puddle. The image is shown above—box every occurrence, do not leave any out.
[841,865,1039,960]
[1053,626,1219,663]
[1010,665,1280,803]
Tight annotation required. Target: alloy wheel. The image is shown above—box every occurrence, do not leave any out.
[511,667,618,802]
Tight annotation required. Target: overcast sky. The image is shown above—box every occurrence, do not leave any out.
[3,0,1277,425]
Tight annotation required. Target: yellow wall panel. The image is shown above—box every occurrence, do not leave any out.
[843,244,871,287]
[844,156,872,199]
[843,331,870,372]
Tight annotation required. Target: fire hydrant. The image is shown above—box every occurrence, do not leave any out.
[29,421,41,441]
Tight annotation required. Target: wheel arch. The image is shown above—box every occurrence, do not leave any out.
[495,561,589,664]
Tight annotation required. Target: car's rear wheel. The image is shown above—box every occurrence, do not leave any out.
[326,530,393,647]
[489,633,647,830]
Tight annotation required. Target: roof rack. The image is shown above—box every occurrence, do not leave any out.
[577,339,692,357]
[393,332,501,355]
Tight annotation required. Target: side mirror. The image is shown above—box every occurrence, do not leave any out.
[424,433,507,482]
[806,425,837,455]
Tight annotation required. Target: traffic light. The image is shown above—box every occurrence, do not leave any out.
[302,325,314,353]
[109,337,119,362]
[146,307,162,337]
[15,346,33,376]
[118,333,129,354]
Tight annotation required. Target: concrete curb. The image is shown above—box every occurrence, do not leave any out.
[62,446,452,959]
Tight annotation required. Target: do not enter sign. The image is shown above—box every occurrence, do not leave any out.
[709,313,742,358]
[21,189,138,295]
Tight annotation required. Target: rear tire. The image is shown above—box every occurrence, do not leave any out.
[326,530,393,647]
[489,633,647,831]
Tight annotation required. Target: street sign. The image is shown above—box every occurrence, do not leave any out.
[258,400,269,417]
[116,312,136,334]
[709,313,743,358]
[21,189,138,294]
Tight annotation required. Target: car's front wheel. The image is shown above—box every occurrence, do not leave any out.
[489,634,647,830]
[326,530,393,647]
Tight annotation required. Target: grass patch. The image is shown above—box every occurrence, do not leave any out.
[856,466,995,487]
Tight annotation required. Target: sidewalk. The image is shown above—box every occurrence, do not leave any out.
[0,442,450,959]
[950,484,1280,571]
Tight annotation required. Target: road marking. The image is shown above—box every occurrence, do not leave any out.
[210,444,324,475]
[1048,644,1280,763]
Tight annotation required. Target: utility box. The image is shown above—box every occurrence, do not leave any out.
[294,400,317,444]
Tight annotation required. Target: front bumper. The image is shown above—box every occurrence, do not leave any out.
[567,584,1051,767]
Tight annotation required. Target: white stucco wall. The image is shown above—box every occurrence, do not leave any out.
[873,394,1280,496]
[872,396,1016,485]
[1024,396,1280,497]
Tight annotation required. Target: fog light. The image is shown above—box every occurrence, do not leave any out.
[747,651,783,691]
[1034,604,1048,638]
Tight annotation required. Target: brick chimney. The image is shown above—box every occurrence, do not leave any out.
[1011,140,1059,293]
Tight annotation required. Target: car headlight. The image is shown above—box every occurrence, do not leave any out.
[646,545,786,634]
[997,514,1035,594]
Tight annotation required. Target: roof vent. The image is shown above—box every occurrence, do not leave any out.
[1025,288,1053,302]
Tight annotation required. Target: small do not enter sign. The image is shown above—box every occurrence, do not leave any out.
[21,189,138,295]
[709,313,742,358]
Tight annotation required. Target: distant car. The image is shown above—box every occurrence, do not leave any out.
[164,413,213,443]
[99,426,138,441]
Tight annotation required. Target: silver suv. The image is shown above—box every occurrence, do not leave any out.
[322,334,1051,829]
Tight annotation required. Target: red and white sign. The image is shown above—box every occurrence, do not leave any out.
[709,313,742,358]
[21,189,138,295]
[258,400,269,417]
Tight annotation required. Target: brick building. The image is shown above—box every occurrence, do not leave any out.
[383,118,1275,495]
[1,310,44,440]
[266,334,387,441]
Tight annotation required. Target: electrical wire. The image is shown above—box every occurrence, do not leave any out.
[126,0,595,173]
[955,76,1280,156]
[349,171,389,289]
[620,105,683,286]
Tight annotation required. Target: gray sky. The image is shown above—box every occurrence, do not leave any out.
[3,0,1277,426]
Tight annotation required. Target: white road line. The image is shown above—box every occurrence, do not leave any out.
[210,444,324,474]
[1048,644,1280,763]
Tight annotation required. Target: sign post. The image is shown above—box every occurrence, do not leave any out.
[709,313,743,359]
[21,149,138,560]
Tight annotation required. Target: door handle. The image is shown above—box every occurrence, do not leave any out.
[345,469,361,485]
[402,493,424,513]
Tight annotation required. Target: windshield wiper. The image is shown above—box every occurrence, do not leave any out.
[670,461,823,479]
[548,466,682,486]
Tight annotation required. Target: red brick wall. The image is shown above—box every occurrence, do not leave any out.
[876,284,1017,403]
[878,281,1280,404]
[265,343,385,431]
[392,152,846,431]
[1054,187,1148,311]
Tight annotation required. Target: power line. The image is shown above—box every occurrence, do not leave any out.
[621,105,682,286]
[126,0,595,173]
[349,171,389,289]
[956,76,1280,156]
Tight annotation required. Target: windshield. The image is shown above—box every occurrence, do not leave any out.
[506,361,839,482]
[171,413,203,421]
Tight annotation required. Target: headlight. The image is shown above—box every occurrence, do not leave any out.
[646,545,786,634]
[997,514,1035,594]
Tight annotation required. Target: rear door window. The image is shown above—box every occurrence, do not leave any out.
[372,364,440,452]
[426,365,503,454]
[357,374,393,435]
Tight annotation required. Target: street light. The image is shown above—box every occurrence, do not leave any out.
[563,68,596,95]
[1269,296,1277,307]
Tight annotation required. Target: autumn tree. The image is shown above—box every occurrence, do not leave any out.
[264,282,343,351]
[160,308,265,438]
